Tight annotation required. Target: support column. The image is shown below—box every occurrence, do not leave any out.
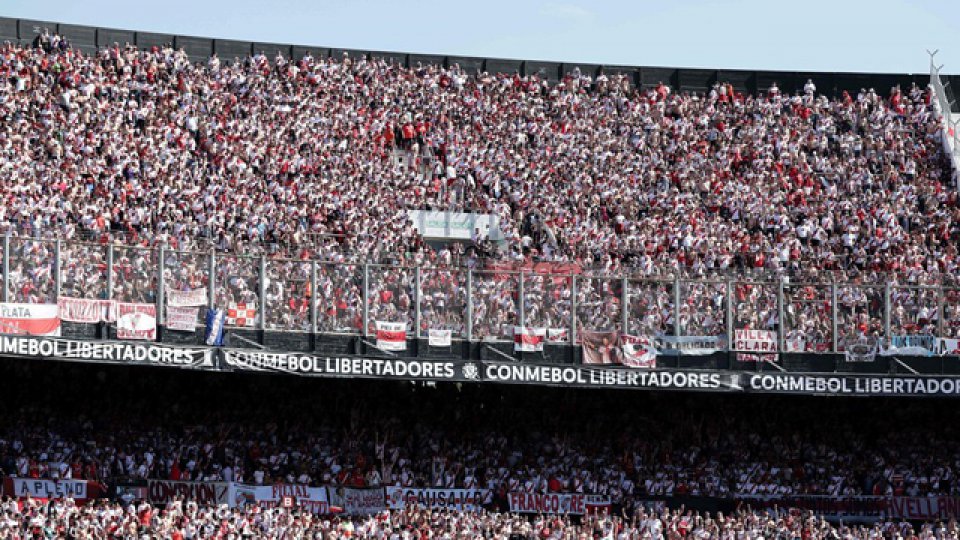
[725,279,734,346]
[53,239,62,300]
[466,269,473,341]
[673,276,681,337]
[207,251,216,309]
[777,279,786,353]
[414,266,422,339]
[831,283,839,353]
[883,283,892,343]
[157,246,166,326]
[362,264,370,336]
[310,261,318,335]
[106,244,114,301]
[518,272,525,329]
[570,275,578,344]
[621,277,629,337]
[258,256,267,331]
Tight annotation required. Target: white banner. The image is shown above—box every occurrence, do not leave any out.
[514,326,546,352]
[166,306,199,331]
[547,328,569,343]
[428,328,452,347]
[232,484,329,514]
[376,321,407,351]
[0,303,60,336]
[508,492,610,515]
[406,210,504,241]
[328,487,386,515]
[166,288,208,307]
[9,478,89,499]
[385,487,488,511]
[621,335,657,368]
[734,329,778,353]
[58,298,116,324]
[117,303,157,340]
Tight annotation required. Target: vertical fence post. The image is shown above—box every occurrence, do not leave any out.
[466,268,473,341]
[831,282,839,353]
[2,233,10,303]
[258,256,267,331]
[414,265,422,339]
[362,264,370,337]
[310,260,318,335]
[570,275,578,344]
[673,276,681,337]
[518,271,525,329]
[106,244,114,302]
[883,282,891,344]
[207,251,216,309]
[777,279,786,353]
[157,245,165,326]
[937,285,946,340]
[725,279,734,348]
[621,277,629,337]
[53,239,62,301]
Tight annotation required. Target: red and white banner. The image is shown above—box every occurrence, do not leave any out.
[428,328,452,347]
[385,487,488,511]
[734,329,778,353]
[166,306,199,331]
[0,303,60,336]
[58,298,117,324]
[514,326,546,352]
[227,303,257,327]
[166,288,208,307]
[148,480,231,506]
[4,478,102,503]
[621,335,657,368]
[508,492,610,515]
[117,303,157,340]
[328,487,386,515]
[547,328,569,343]
[231,484,330,514]
[376,321,407,351]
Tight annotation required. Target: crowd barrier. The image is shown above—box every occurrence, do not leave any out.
[0,16,950,98]
[5,238,960,355]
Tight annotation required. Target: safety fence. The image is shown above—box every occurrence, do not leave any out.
[4,237,960,355]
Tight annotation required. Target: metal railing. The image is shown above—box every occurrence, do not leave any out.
[5,235,960,353]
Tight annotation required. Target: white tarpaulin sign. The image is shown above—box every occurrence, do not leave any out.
[117,303,156,340]
[385,487,488,511]
[58,298,116,324]
[734,329,778,353]
[508,492,611,515]
[328,487,386,515]
[406,210,504,241]
[0,303,60,336]
[514,326,546,352]
[428,328,452,347]
[166,288,208,307]
[231,484,329,513]
[376,321,407,351]
[166,306,199,331]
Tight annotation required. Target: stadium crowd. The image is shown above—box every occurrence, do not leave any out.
[0,500,946,539]
[1,363,959,504]
[0,32,958,344]
[1,31,958,275]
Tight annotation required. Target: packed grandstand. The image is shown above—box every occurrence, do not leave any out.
[0,20,958,539]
